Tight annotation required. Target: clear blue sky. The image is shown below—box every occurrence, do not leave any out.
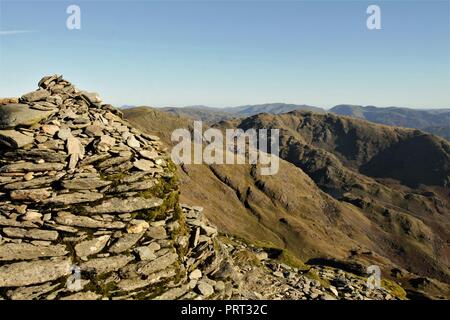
[0,0,449,109]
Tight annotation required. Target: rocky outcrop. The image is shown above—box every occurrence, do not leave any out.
[0,76,405,300]
[0,76,233,300]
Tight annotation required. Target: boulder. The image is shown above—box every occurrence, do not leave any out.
[0,103,53,128]
[21,89,50,102]
[0,130,34,148]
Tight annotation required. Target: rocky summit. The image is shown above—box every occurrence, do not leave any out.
[0,76,402,300]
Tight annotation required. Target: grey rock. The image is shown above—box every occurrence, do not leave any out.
[2,228,59,241]
[6,282,60,300]
[61,178,111,190]
[126,135,140,148]
[119,172,151,184]
[57,128,72,141]
[0,243,67,261]
[117,268,176,291]
[60,291,100,300]
[0,257,72,287]
[110,179,155,193]
[3,174,63,190]
[197,281,214,297]
[66,136,85,157]
[4,149,67,163]
[85,196,163,214]
[146,226,167,240]
[41,124,59,135]
[214,281,226,292]
[98,135,115,147]
[97,156,131,169]
[153,284,189,300]
[126,219,150,234]
[133,159,155,171]
[54,211,125,229]
[42,192,103,205]
[10,188,51,201]
[134,242,160,261]
[139,149,159,160]
[21,89,50,102]
[79,154,111,166]
[189,269,202,280]
[74,235,110,257]
[109,232,144,254]
[0,216,37,228]
[0,162,65,173]
[84,124,103,137]
[0,103,53,129]
[80,91,101,104]
[137,251,178,275]
[80,254,134,274]
[0,130,34,148]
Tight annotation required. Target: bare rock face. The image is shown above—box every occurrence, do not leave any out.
[0,76,404,301]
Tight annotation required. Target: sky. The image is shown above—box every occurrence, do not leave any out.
[0,0,449,109]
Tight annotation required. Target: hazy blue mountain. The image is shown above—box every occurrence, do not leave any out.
[330,105,450,140]
[160,103,324,122]
[224,103,324,116]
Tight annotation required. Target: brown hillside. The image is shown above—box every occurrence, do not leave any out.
[124,107,450,299]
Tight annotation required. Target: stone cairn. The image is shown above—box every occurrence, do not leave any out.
[0,75,231,300]
[0,76,401,300]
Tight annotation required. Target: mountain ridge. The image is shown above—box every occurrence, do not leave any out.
[124,106,450,299]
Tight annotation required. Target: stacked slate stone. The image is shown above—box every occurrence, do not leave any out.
[0,75,232,300]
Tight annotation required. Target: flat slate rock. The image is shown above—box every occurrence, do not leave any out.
[0,258,72,287]
[109,232,144,254]
[10,188,51,201]
[61,177,112,190]
[60,291,101,300]
[137,251,178,276]
[110,179,156,193]
[21,89,50,103]
[0,130,34,148]
[0,103,53,129]
[0,216,38,228]
[2,228,59,241]
[0,162,65,173]
[85,196,163,214]
[54,211,125,229]
[75,235,110,257]
[0,243,68,261]
[6,282,60,300]
[80,254,134,275]
[117,268,176,291]
[3,174,64,190]
[42,192,103,205]
[4,149,67,163]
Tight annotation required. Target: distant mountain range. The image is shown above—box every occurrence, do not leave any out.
[158,103,324,123]
[125,103,449,140]
[330,105,450,140]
